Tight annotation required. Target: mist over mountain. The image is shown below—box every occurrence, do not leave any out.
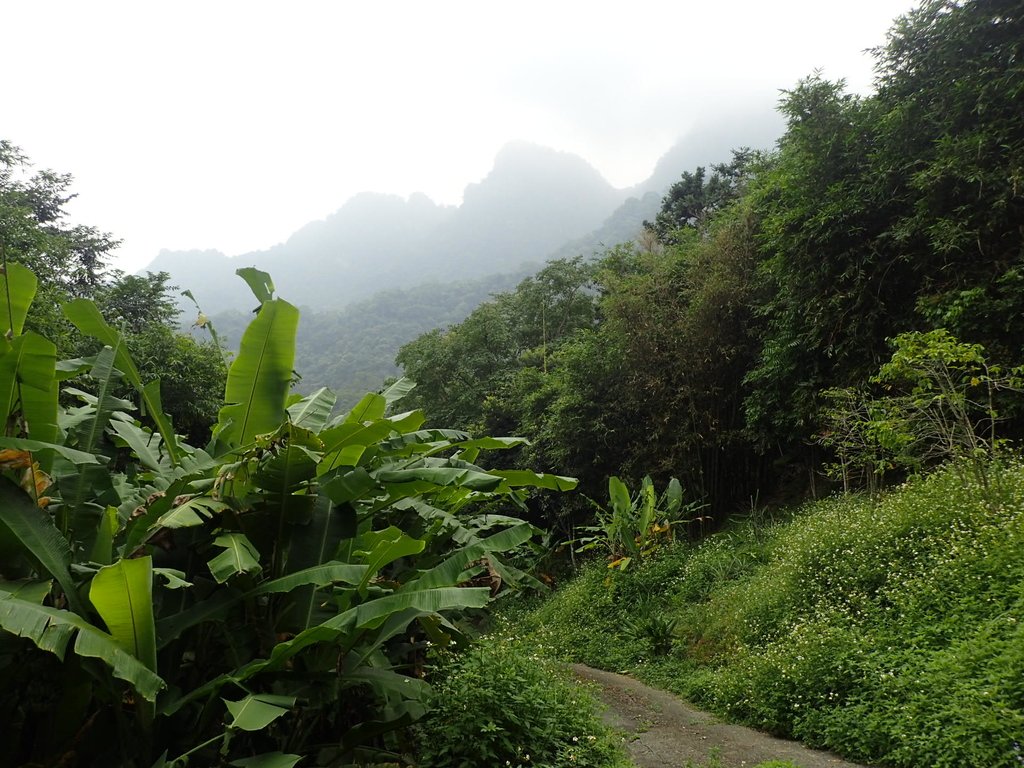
[549,107,786,261]
[421,141,626,277]
[148,190,455,312]
[149,110,783,317]
[150,142,625,313]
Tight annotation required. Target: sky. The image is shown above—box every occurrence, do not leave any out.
[6,0,920,274]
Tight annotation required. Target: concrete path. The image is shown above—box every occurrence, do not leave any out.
[571,664,871,768]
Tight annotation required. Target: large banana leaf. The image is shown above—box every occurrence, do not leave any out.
[290,585,490,651]
[0,332,58,445]
[375,429,481,456]
[229,753,302,768]
[90,506,118,565]
[60,347,132,521]
[216,299,299,449]
[353,527,426,595]
[278,494,352,631]
[90,557,158,672]
[0,578,51,602]
[0,262,38,336]
[491,469,578,492]
[151,496,229,529]
[236,267,276,304]
[162,586,490,714]
[109,419,168,472]
[156,589,239,648]
[121,476,194,554]
[486,551,547,592]
[62,299,181,465]
[248,562,368,596]
[379,377,416,408]
[375,466,504,492]
[286,387,336,431]
[208,533,262,583]
[341,392,386,424]
[410,522,537,591]
[608,475,631,516]
[253,432,319,523]
[345,664,429,701]
[0,477,83,613]
[317,419,412,475]
[321,467,376,505]
[0,437,99,465]
[664,477,684,517]
[155,562,368,648]
[72,346,124,454]
[224,693,295,731]
[0,592,165,701]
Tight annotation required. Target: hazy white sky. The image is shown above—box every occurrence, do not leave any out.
[6,0,918,273]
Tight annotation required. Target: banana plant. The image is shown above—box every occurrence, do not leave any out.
[575,475,702,570]
[0,264,577,767]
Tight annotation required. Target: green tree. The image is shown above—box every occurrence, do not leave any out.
[541,206,766,519]
[0,265,574,767]
[93,271,181,333]
[643,149,755,245]
[745,0,1024,459]
[742,77,893,454]
[396,258,598,431]
[0,140,118,352]
[872,0,1024,362]
[92,272,227,444]
[1,142,227,444]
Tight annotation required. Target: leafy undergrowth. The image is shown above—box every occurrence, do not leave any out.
[511,460,1024,768]
[414,635,632,768]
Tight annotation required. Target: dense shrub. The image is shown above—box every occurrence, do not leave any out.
[518,544,697,670]
[415,637,630,768]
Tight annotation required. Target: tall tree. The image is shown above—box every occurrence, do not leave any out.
[0,140,119,352]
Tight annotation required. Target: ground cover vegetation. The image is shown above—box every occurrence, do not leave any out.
[414,637,631,768]
[512,459,1024,767]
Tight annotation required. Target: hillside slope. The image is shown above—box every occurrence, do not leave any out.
[516,461,1024,768]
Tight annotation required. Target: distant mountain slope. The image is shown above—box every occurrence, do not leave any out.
[422,142,626,277]
[198,268,529,407]
[149,142,623,313]
[550,108,785,262]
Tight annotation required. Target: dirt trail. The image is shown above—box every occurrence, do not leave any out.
[571,665,870,768]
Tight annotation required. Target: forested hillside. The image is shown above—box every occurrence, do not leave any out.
[398,0,1024,526]
[203,269,529,404]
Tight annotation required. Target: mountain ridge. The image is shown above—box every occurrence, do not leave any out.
[145,109,782,313]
